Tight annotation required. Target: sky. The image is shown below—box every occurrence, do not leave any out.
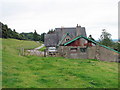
[1,0,119,40]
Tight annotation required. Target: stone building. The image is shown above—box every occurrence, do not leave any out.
[57,35,120,62]
[44,24,86,47]
[44,25,120,62]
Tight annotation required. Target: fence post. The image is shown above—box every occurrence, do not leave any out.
[23,48,24,56]
[44,49,46,57]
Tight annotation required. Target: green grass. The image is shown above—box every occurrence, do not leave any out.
[2,38,41,50]
[39,46,46,52]
[0,38,2,89]
[2,38,118,88]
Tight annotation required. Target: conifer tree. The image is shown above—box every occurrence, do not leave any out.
[33,30,38,41]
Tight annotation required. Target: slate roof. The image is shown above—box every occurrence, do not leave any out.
[81,27,87,37]
[44,26,87,47]
[44,33,59,47]
[57,33,72,47]
[55,28,76,38]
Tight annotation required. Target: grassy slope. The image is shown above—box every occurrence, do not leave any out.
[0,38,2,88]
[2,39,118,88]
[39,46,46,52]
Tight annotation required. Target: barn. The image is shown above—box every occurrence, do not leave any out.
[57,35,120,62]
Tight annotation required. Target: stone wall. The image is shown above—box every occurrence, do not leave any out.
[58,45,120,62]
[99,46,119,62]
[87,46,119,62]
[87,46,96,59]
[58,46,88,59]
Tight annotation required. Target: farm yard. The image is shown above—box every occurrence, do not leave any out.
[2,39,118,88]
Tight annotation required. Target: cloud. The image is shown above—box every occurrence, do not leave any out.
[1,0,119,39]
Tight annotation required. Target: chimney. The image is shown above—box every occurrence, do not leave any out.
[77,24,79,27]
[61,26,65,35]
[76,24,81,36]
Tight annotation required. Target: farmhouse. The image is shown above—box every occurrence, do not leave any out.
[44,24,86,47]
[44,25,120,62]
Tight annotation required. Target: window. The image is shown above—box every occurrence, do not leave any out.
[70,48,77,52]
[80,48,86,52]
[66,38,69,41]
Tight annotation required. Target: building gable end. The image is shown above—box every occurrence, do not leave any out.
[64,35,120,54]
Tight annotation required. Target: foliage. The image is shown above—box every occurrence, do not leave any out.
[100,29,112,40]
[40,33,46,42]
[112,42,120,52]
[98,29,120,52]
[117,43,120,52]
[20,32,34,40]
[33,30,40,41]
[1,23,25,40]
[99,29,113,47]
[47,29,55,34]
[39,46,46,51]
[2,38,118,88]
[2,24,9,38]
[1,22,46,42]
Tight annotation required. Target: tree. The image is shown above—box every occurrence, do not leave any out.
[33,30,39,41]
[20,32,34,40]
[119,38,120,42]
[12,29,19,39]
[47,29,55,34]
[112,42,120,52]
[7,28,13,38]
[2,24,9,38]
[40,33,46,42]
[1,22,45,41]
[99,29,113,47]
[0,28,1,38]
[100,29,112,40]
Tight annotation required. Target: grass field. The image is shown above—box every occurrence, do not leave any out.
[39,46,46,52]
[2,39,118,88]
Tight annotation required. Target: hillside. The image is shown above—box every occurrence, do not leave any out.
[2,39,118,88]
[1,22,45,42]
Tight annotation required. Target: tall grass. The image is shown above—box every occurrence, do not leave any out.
[2,38,118,88]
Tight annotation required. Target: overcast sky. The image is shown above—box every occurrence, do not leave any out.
[1,0,119,39]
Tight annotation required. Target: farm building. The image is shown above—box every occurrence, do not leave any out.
[58,35,120,62]
[44,24,86,47]
[44,25,120,62]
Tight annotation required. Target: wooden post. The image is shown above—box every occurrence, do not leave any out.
[20,48,24,56]
[20,48,22,56]
[22,48,23,56]
[18,48,21,56]
[23,48,24,56]
[44,49,46,57]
